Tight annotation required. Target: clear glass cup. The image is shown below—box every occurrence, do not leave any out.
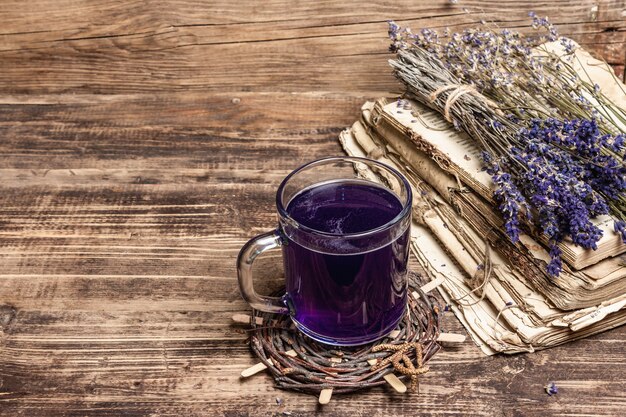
[237,156,412,345]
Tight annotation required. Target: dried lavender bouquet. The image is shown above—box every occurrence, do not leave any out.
[388,15,626,277]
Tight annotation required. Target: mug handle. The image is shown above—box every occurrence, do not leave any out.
[237,230,289,314]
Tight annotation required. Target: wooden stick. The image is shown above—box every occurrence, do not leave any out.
[388,329,401,339]
[318,388,333,404]
[417,276,445,295]
[284,349,298,357]
[367,359,407,393]
[437,332,466,344]
[383,373,408,393]
[240,350,298,378]
[232,314,263,326]
[241,358,274,377]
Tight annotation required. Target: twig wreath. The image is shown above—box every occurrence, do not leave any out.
[240,272,446,402]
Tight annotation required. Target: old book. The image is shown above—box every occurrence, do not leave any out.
[373,40,626,270]
[372,98,624,270]
[363,99,626,310]
[339,122,626,354]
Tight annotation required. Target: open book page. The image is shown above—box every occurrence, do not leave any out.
[581,255,626,283]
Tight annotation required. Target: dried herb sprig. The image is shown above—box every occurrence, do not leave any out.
[388,16,626,276]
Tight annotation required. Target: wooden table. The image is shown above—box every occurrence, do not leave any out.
[1,1,624,416]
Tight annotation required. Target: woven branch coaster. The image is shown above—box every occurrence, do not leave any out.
[240,272,449,401]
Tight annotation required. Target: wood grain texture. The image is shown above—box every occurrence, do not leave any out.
[0,0,624,95]
[0,1,625,416]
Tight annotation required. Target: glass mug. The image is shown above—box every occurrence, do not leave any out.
[237,156,412,346]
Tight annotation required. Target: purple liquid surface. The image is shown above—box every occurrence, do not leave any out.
[282,180,409,345]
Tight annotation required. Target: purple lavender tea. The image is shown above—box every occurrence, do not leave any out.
[282,179,409,345]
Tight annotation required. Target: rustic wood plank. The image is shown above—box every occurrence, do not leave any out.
[0,318,624,416]
[0,1,625,416]
[0,1,623,95]
[1,162,624,415]
[0,93,362,170]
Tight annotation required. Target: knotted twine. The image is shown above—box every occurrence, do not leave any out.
[429,84,502,123]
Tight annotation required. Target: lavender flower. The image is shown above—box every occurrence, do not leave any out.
[388,19,626,277]
[614,220,626,242]
[560,37,576,54]
[526,14,559,42]
[545,382,558,396]
[482,117,623,276]
[524,118,626,216]
[547,242,563,277]
[489,166,527,243]
[507,118,626,273]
